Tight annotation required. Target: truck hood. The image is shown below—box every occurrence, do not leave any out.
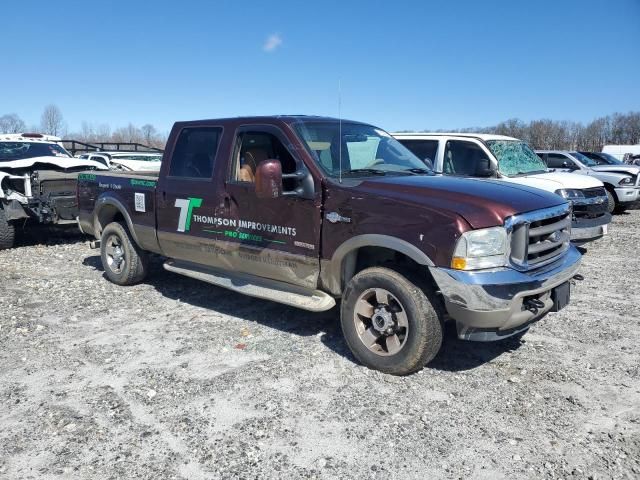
[500,171,603,192]
[0,155,109,172]
[359,175,567,229]
[590,165,640,176]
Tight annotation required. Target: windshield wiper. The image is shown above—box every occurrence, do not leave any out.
[403,167,433,175]
[342,168,387,176]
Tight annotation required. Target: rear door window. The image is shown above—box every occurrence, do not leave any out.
[169,127,222,178]
[398,139,439,165]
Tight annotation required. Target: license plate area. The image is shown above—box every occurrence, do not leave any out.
[551,281,571,312]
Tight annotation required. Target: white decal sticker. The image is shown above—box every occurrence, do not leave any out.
[134,192,146,212]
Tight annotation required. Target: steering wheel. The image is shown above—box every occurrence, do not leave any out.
[365,158,385,168]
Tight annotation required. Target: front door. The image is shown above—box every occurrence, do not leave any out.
[221,126,322,289]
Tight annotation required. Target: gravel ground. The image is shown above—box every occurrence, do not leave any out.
[1,213,639,480]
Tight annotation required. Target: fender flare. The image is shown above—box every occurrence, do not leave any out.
[93,194,142,247]
[320,234,435,295]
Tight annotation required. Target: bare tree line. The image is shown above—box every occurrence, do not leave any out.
[424,111,640,150]
[0,105,168,149]
[3,106,639,152]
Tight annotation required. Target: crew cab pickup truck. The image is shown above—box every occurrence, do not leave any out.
[0,133,108,249]
[77,116,582,375]
[394,133,611,244]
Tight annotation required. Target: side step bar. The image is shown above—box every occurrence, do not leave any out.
[163,259,336,312]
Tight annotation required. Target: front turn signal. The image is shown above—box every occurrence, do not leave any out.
[451,257,467,270]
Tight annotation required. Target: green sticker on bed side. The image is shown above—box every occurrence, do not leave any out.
[130,179,157,188]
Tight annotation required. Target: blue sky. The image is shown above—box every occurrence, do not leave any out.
[2,0,639,134]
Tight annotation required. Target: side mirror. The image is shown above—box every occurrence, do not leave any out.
[255,159,283,199]
[475,158,496,177]
[423,157,434,170]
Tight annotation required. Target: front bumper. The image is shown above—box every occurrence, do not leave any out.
[429,246,582,341]
[614,186,640,204]
[571,212,611,243]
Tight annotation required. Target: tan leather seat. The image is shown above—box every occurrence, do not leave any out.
[239,148,268,182]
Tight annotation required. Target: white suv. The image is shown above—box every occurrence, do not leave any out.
[393,133,611,244]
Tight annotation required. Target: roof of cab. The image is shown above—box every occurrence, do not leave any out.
[174,115,369,126]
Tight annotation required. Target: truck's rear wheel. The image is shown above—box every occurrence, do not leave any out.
[341,267,443,375]
[100,221,148,285]
[0,207,16,250]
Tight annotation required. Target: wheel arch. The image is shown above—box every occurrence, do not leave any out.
[320,234,435,296]
[93,195,141,247]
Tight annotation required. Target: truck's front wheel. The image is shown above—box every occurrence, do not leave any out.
[341,267,443,375]
[100,222,148,285]
[0,207,16,250]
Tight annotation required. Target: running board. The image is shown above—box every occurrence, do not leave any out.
[163,260,336,312]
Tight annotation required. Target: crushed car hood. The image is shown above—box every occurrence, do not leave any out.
[0,155,108,172]
[500,171,602,192]
[590,165,640,175]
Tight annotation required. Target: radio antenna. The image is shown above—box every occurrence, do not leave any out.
[338,79,342,184]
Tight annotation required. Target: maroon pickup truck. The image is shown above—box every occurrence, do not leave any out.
[77,116,582,375]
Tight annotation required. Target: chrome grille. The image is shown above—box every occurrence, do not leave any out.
[508,204,572,271]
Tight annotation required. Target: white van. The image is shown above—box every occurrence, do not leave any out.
[393,133,611,244]
[601,145,640,161]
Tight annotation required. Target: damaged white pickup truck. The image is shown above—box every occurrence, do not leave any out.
[0,133,107,249]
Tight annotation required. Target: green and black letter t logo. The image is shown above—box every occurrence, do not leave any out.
[175,197,203,232]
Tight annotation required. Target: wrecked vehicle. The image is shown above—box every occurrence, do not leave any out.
[0,133,108,249]
[77,116,582,375]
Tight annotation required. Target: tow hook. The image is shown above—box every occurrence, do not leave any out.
[524,298,546,315]
[572,274,584,281]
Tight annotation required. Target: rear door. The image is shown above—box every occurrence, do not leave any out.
[155,125,229,265]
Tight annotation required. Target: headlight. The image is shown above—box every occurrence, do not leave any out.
[619,176,634,185]
[451,226,508,270]
[555,188,585,199]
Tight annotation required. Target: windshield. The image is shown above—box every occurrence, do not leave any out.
[486,140,548,176]
[0,142,72,162]
[570,151,599,167]
[598,153,623,165]
[293,121,431,177]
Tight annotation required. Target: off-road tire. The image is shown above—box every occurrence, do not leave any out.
[100,221,148,285]
[341,266,444,375]
[0,207,16,250]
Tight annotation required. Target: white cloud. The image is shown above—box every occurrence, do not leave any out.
[263,33,283,52]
